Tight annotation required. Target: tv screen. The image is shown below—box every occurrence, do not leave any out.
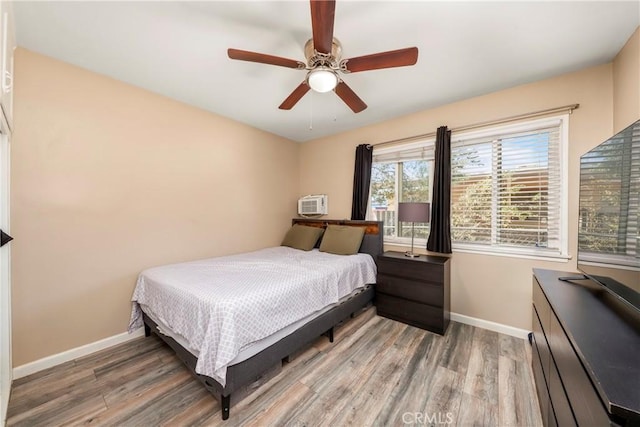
[577,119,640,296]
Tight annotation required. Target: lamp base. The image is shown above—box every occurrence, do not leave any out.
[404,251,421,258]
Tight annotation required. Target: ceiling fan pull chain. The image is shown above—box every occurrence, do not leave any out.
[309,92,313,130]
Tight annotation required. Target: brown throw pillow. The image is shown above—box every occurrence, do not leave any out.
[319,225,365,255]
[281,225,325,251]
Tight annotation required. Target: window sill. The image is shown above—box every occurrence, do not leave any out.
[452,245,571,262]
[382,239,571,262]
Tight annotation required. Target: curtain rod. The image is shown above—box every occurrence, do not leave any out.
[371,103,580,148]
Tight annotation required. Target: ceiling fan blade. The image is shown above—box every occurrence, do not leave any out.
[344,47,419,73]
[279,82,311,110]
[310,0,335,54]
[228,48,304,69]
[335,81,367,113]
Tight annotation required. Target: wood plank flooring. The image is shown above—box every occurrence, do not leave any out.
[6,308,543,426]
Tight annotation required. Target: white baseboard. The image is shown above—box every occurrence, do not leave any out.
[13,329,145,380]
[451,312,530,340]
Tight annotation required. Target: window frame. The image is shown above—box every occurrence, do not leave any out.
[369,115,570,260]
[450,115,569,259]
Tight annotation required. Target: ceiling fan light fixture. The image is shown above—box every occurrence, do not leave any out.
[307,68,338,93]
[228,1,418,113]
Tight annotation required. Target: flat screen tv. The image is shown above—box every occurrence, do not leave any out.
[574,119,640,312]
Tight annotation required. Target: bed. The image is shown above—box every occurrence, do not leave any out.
[128,219,383,420]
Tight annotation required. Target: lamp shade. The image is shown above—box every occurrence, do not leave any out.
[398,202,430,223]
[307,68,338,93]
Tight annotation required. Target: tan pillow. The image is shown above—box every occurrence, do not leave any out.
[319,225,365,255]
[281,225,325,251]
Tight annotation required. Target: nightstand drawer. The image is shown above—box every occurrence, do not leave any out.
[376,293,445,334]
[377,273,443,307]
[376,256,445,284]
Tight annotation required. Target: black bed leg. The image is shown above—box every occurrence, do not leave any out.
[221,394,230,420]
[144,323,151,338]
[328,327,334,343]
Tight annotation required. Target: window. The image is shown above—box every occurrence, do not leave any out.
[451,117,568,257]
[368,142,434,244]
[368,116,568,258]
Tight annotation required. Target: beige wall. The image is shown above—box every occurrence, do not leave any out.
[613,27,640,132]
[300,64,615,330]
[11,49,300,366]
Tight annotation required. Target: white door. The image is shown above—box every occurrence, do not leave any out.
[0,131,10,424]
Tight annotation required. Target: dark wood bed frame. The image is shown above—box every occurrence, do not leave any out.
[142,219,383,420]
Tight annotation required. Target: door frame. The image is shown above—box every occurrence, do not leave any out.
[0,128,11,424]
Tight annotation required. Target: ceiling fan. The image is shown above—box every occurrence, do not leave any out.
[227,0,419,113]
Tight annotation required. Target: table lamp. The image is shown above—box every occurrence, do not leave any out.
[398,202,431,258]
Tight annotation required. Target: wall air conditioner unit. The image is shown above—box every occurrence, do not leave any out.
[298,195,328,216]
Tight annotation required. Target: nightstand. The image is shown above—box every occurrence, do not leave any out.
[375,251,451,335]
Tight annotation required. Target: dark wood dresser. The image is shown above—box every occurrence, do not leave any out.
[375,251,450,335]
[532,268,640,427]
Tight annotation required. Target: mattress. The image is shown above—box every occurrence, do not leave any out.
[129,246,377,386]
[140,285,369,366]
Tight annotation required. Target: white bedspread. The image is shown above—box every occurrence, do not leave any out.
[128,246,376,386]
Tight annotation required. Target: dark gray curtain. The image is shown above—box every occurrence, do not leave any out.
[351,144,373,220]
[427,126,452,253]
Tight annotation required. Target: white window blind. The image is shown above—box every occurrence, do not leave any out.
[451,118,566,256]
[373,145,434,163]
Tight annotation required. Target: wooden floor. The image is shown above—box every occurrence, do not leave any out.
[6,308,542,426]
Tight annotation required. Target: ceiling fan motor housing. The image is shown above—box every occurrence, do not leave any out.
[304,38,343,70]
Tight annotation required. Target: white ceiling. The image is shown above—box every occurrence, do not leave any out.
[13,1,640,142]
